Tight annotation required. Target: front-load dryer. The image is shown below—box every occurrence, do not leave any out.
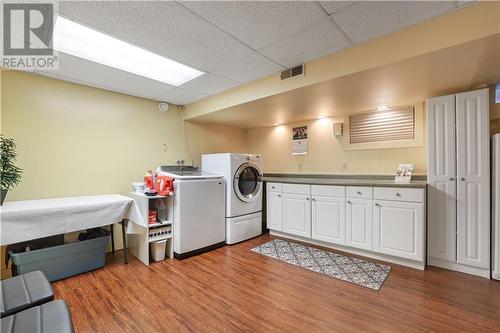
[202,153,263,244]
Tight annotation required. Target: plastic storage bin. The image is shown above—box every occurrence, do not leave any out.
[9,236,110,282]
[150,240,167,262]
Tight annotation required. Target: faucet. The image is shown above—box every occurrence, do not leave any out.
[175,160,185,173]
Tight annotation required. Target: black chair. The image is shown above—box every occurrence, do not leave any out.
[0,270,54,318]
[1,300,74,333]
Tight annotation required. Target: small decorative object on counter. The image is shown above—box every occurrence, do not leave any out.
[395,163,415,183]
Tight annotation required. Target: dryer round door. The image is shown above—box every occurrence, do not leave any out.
[233,162,262,203]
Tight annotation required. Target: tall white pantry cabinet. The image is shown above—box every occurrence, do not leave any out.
[427,88,490,278]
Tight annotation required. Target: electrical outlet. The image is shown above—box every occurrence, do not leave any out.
[163,143,167,152]
[342,161,348,171]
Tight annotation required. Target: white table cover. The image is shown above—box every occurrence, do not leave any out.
[0,194,144,246]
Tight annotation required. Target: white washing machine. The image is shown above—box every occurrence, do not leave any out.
[202,153,263,244]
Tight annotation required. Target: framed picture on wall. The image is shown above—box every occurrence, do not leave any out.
[292,126,308,155]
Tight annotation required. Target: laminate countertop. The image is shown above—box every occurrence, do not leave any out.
[263,175,427,189]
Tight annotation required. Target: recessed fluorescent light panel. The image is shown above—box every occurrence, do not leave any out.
[53,16,203,86]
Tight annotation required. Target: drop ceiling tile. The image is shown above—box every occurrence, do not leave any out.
[179,73,240,96]
[58,1,253,72]
[318,1,354,15]
[180,1,327,49]
[457,1,475,7]
[260,18,351,68]
[211,52,285,84]
[155,88,208,105]
[37,53,176,99]
[332,1,456,43]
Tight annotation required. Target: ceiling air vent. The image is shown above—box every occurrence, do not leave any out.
[280,64,304,80]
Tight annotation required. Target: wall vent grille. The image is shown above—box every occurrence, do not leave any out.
[349,106,415,144]
[280,64,304,80]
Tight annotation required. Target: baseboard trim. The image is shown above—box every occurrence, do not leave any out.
[492,272,500,280]
[269,231,425,270]
[428,258,491,279]
[174,241,225,259]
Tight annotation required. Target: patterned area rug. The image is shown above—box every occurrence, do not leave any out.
[252,239,391,290]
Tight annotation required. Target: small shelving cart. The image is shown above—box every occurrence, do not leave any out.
[127,192,174,265]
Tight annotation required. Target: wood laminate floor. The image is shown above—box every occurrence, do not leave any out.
[53,234,500,333]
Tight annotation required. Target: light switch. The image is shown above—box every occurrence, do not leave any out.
[333,123,343,136]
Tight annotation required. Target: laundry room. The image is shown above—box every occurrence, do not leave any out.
[1,1,500,333]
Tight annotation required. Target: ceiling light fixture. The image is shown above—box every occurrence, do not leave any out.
[53,16,204,86]
[377,105,388,111]
[317,115,325,119]
[273,123,281,126]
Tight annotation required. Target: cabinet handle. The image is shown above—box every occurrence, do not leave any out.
[272,186,275,189]
[347,200,352,204]
[460,177,466,181]
[278,194,281,197]
[357,191,362,195]
[396,193,401,197]
[449,177,454,181]
[312,198,316,201]
[306,197,310,201]
[375,203,380,206]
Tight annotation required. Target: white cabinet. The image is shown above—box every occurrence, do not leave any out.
[373,200,424,261]
[345,198,373,251]
[128,193,174,266]
[427,88,490,275]
[427,94,457,262]
[312,196,345,245]
[266,182,426,269]
[283,192,311,238]
[456,89,490,269]
[266,191,283,231]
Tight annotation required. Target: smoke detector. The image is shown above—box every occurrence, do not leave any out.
[159,102,170,112]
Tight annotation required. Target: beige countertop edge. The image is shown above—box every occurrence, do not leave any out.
[263,177,427,189]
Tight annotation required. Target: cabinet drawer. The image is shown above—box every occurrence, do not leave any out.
[283,183,311,195]
[374,187,424,203]
[311,185,345,197]
[267,182,282,192]
[346,186,373,199]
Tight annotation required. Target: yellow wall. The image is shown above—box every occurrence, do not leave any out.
[2,70,181,200]
[184,120,247,166]
[1,70,246,201]
[246,113,427,176]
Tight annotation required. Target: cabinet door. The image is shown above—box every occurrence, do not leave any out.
[312,196,345,245]
[345,198,373,250]
[283,193,311,238]
[456,89,490,269]
[266,191,283,231]
[373,201,424,261]
[426,94,457,262]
